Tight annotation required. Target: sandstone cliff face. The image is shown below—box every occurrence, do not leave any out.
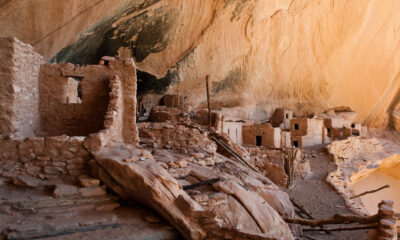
[1,0,400,128]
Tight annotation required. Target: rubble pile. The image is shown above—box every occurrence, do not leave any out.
[246,147,312,187]
[138,122,217,153]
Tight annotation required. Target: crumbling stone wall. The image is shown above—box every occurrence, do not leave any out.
[324,118,352,140]
[0,136,91,182]
[0,37,43,138]
[0,38,139,185]
[38,57,138,144]
[191,109,223,132]
[39,64,111,136]
[138,122,217,153]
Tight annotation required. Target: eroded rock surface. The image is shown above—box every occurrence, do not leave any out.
[2,1,400,128]
[90,119,299,239]
[326,136,400,214]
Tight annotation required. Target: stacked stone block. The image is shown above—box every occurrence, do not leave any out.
[0,37,43,138]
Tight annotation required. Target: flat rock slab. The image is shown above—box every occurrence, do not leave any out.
[13,175,42,187]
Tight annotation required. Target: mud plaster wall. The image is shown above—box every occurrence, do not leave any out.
[39,64,111,137]
[324,118,352,140]
[302,119,327,147]
[291,118,328,148]
[242,123,280,148]
[0,37,43,138]
[191,110,223,132]
[222,119,243,145]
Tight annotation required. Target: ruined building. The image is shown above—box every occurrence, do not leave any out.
[1,1,400,240]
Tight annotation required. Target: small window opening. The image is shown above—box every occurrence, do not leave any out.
[351,123,355,128]
[352,131,360,136]
[66,76,83,104]
[327,128,331,133]
[293,141,299,148]
[104,60,109,66]
[256,136,262,146]
[294,123,299,130]
[228,129,230,135]
[286,113,289,119]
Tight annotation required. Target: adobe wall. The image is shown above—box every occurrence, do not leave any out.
[291,118,328,148]
[281,131,292,148]
[39,57,138,144]
[242,123,280,148]
[39,64,110,136]
[302,118,327,147]
[0,37,43,138]
[222,118,244,145]
[324,118,352,140]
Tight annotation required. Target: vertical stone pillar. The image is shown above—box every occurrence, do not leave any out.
[0,37,43,138]
[377,200,397,240]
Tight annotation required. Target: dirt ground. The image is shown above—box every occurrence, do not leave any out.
[286,146,378,240]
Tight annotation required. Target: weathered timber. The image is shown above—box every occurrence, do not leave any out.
[182,178,220,190]
[303,224,378,232]
[284,213,379,226]
[350,185,390,199]
[206,75,211,130]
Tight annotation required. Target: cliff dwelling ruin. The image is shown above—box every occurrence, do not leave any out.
[1,1,400,240]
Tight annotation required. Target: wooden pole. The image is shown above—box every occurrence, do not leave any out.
[283,213,379,226]
[350,185,390,199]
[182,178,220,190]
[302,224,377,232]
[176,78,180,108]
[206,75,212,130]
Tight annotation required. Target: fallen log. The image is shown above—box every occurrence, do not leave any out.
[350,185,390,199]
[212,136,258,172]
[290,198,313,220]
[302,224,377,232]
[289,198,331,234]
[182,178,220,190]
[284,213,379,227]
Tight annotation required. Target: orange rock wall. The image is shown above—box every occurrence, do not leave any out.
[1,0,400,128]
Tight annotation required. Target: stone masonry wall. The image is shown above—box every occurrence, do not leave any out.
[0,136,91,183]
[106,57,138,144]
[39,63,111,136]
[82,57,139,151]
[0,37,43,138]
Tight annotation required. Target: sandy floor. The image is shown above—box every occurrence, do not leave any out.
[286,146,378,240]
[352,171,400,225]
